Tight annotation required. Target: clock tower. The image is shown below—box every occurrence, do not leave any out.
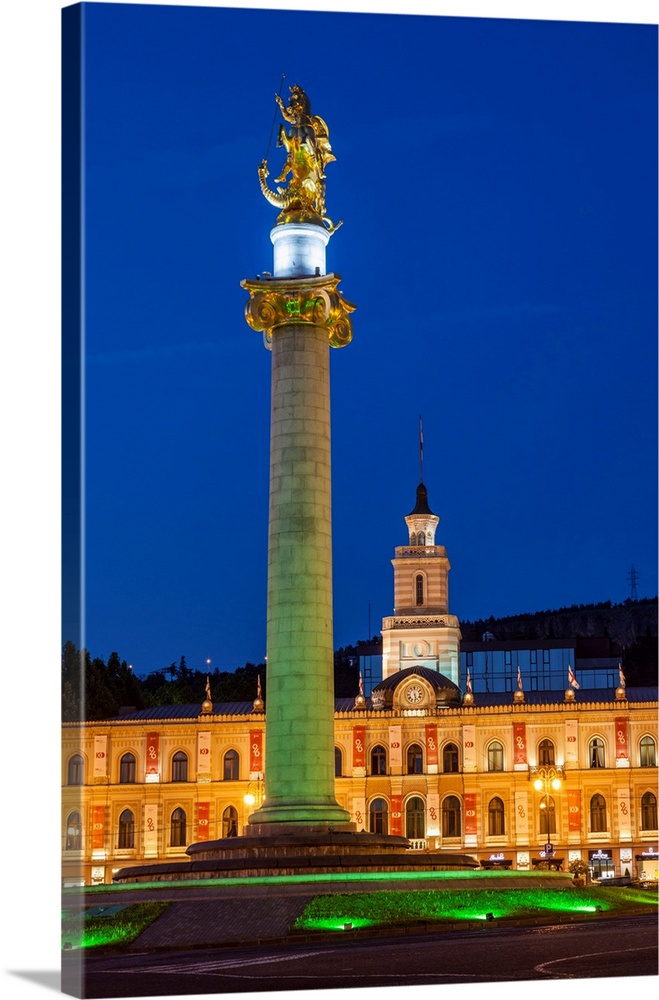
[381,480,461,685]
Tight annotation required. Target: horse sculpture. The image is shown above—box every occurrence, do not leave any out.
[258,84,342,233]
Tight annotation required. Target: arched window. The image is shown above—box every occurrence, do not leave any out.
[369,797,388,835]
[67,754,84,785]
[170,807,187,847]
[589,794,607,833]
[65,811,82,851]
[538,739,555,766]
[641,792,657,830]
[589,738,606,769]
[223,749,239,781]
[405,796,425,839]
[371,744,387,775]
[417,531,426,547]
[488,797,505,836]
[487,741,504,772]
[442,742,459,773]
[442,795,461,837]
[539,795,556,835]
[119,752,136,784]
[410,533,417,546]
[222,805,239,838]
[415,574,424,605]
[171,751,188,782]
[334,746,343,777]
[118,809,135,849]
[407,743,424,775]
[640,736,656,767]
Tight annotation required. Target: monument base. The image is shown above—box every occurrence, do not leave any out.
[112,830,479,883]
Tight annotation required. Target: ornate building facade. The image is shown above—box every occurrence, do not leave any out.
[62,481,658,887]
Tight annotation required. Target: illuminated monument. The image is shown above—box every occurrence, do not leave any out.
[241,85,355,832]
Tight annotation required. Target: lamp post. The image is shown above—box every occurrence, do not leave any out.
[530,764,565,861]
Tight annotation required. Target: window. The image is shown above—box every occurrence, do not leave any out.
[170,807,187,847]
[504,650,512,667]
[334,746,342,777]
[442,742,459,773]
[466,652,473,667]
[539,795,556,835]
[65,811,82,851]
[538,739,555,766]
[530,649,537,665]
[119,752,136,784]
[417,531,426,546]
[641,792,657,830]
[542,649,550,664]
[410,533,417,546]
[589,738,606,769]
[589,794,607,833]
[67,754,84,785]
[640,736,656,768]
[488,797,505,836]
[442,795,461,838]
[407,743,423,775]
[171,751,188,782]
[415,574,424,605]
[118,809,135,849]
[405,796,425,839]
[369,797,388,835]
[223,749,239,781]
[222,805,238,838]
[487,741,503,772]
[371,744,387,775]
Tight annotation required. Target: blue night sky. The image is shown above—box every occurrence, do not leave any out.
[69,1,657,676]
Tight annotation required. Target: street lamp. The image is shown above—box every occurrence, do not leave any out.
[529,764,565,858]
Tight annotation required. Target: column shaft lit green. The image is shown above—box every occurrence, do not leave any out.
[249,323,351,829]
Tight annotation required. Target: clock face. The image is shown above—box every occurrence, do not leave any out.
[405,684,424,704]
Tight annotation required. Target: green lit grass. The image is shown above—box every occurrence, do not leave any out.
[294,886,658,932]
[61,901,170,951]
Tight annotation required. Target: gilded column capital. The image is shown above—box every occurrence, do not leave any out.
[241,273,355,348]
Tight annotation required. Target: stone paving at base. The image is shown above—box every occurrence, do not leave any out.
[131,895,315,950]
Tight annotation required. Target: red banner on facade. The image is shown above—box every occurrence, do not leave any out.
[249,729,263,773]
[513,723,527,765]
[197,802,210,842]
[425,724,438,767]
[390,795,403,836]
[91,805,105,850]
[352,726,366,768]
[464,792,477,836]
[615,717,629,761]
[146,732,159,777]
[568,789,581,832]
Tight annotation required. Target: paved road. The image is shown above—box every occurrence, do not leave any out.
[70,914,658,997]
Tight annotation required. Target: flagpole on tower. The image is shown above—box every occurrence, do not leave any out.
[419,416,424,484]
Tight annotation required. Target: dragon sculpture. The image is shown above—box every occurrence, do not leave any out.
[258,84,342,234]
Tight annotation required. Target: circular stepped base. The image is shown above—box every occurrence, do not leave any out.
[113,831,479,883]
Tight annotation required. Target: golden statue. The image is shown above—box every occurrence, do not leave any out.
[258,85,342,233]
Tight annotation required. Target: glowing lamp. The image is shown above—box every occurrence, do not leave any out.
[533,779,543,791]
[244,793,256,806]
[552,778,562,790]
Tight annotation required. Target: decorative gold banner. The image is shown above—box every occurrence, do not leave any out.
[197,802,211,842]
[568,789,581,832]
[145,733,159,778]
[249,730,263,774]
[425,724,438,767]
[352,726,366,768]
[513,723,527,765]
